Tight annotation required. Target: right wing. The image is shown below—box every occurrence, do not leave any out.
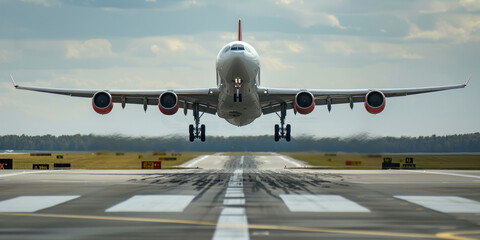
[257,78,469,114]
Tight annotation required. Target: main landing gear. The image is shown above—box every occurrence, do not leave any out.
[189,103,206,142]
[233,77,242,102]
[274,103,291,142]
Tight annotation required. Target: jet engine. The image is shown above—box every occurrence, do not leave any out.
[158,91,179,115]
[294,91,315,114]
[92,91,113,114]
[364,90,386,114]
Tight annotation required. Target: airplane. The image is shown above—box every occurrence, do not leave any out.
[10,19,470,142]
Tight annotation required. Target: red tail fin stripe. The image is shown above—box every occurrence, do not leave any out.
[238,19,242,41]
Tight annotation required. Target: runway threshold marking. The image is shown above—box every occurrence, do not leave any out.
[1,212,478,240]
[280,194,370,212]
[395,196,480,213]
[0,195,80,213]
[105,195,196,212]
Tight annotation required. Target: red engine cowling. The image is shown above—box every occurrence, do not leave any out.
[92,91,113,114]
[158,91,179,115]
[294,91,315,114]
[364,90,386,114]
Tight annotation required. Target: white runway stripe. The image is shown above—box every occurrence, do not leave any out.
[184,155,209,168]
[212,157,249,240]
[105,195,195,212]
[395,196,480,213]
[0,195,80,213]
[212,207,249,240]
[280,194,370,212]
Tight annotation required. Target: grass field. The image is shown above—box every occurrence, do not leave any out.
[283,152,480,170]
[0,152,203,169]
[1,152,480,170]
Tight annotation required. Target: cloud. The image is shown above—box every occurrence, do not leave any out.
[262,56,295,71]
[406,16,480,43]
[66,39,113,59]
[274,0,346,29]
[459,0,480,11]
[323,41,356,56]
[20,0,61,7]
[0,50,8,62]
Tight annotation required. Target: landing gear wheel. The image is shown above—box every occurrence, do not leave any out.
[200,124,206,142]
[234,94,237,102]
[238,93,242,102]
[286,124,291,142]
[274,124,280,142]
[189,124,194,142]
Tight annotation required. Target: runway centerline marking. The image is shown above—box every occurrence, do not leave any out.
[1,212,477,240]
[212,156,249,240]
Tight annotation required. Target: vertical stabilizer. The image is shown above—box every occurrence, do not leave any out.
[238,19,242,41]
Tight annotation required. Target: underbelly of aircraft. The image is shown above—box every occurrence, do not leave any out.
[217,91,262,126]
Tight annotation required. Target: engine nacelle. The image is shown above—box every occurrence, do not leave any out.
[92,91,113,114]
[364,90,386,114]
[294,91,315,114]
[158,91,179,115]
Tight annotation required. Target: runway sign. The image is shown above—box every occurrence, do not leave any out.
[30,153,51,156]
[0,159,13,170]
[382,158,400,169]
[33,164,49,170]
[345,160,362,166]
[142,161,161,169]
[54,163,71,169]
[158,157,177,161]
[402,157,416,169]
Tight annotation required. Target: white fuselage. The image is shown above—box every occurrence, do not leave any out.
[216,41,262,126]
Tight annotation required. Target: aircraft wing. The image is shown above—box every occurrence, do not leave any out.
[10,75,219,114]
[257,79,469,114]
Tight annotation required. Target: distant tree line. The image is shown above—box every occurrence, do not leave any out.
[0,133,479,153]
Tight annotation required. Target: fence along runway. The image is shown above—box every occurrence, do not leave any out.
[0,154,479,240]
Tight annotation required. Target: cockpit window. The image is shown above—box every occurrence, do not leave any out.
[231,44,245,51]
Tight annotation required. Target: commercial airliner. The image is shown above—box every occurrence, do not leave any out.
[11,19,469,142]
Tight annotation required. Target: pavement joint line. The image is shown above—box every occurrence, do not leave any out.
[402,170,480,179]
[1,212,477,239]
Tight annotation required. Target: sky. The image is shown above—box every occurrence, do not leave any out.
[0,0,479,138]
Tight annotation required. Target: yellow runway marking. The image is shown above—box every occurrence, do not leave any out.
[0,213,479,240]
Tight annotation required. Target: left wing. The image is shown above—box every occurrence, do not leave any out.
[258,78,469,114]
[10,75,219,114]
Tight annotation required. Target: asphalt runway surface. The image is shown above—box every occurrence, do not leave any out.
[0,153,479,240]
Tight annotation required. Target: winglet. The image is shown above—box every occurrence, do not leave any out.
[463,74,471,87]
[10,74,18,88]
[238,18,242,41]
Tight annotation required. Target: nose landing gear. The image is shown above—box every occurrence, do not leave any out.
[233,77,243,102]
[274,103,291,142]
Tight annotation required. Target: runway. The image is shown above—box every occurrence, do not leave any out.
[0,153,479,240]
